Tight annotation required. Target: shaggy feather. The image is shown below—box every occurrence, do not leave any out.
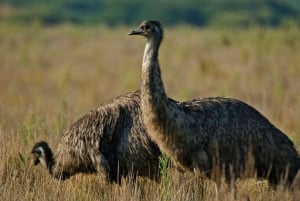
[32,91,161,183]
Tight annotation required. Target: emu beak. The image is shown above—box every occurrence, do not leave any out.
[128,28,143,35]
[33,158,40,165]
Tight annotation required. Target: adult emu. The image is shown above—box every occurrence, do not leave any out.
[32,91,161,184]
[128,20,300,187]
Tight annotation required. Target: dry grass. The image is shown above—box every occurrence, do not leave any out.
[0,22,300,200]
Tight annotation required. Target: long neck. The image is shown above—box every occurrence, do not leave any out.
[47,157,55,174]
[141,35,167,113]
[142,36,160,65]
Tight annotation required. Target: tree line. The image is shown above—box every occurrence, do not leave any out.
[1,0,300,27]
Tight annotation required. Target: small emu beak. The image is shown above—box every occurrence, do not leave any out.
[34,158,40,165]
[128,29,142,35]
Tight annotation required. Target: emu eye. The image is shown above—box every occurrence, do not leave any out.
[35,150,41,155]
[141,24,150,31]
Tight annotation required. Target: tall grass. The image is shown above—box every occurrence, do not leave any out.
[0,22,300,200]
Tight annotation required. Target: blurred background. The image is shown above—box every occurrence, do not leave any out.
[0,0,300,27]
[1,1,300,200]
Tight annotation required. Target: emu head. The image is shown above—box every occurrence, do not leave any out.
[31,141,54,169]
[128,20,163,40]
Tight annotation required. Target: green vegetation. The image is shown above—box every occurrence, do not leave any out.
[0,23,300,200]
[0,0,300,27]
[159,153,170,201]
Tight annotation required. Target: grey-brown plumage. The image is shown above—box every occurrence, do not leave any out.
[32,91,161,183]
[129,20,300,187]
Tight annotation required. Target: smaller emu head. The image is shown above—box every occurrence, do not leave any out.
[31,141,71,180]
[128,20,163,40]
[32,141,53,168]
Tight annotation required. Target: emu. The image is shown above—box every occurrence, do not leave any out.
[128,20,300,187]
[32,91,161,184]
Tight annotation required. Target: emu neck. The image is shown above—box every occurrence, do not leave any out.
[142,36,160,65]
[141,34,168,123]
[47,159,55,174]
[44,149,55,174]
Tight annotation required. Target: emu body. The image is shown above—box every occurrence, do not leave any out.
[32,91,161,183]
[129,20,300,187]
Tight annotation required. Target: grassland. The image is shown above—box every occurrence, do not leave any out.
[0,22,300,200]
